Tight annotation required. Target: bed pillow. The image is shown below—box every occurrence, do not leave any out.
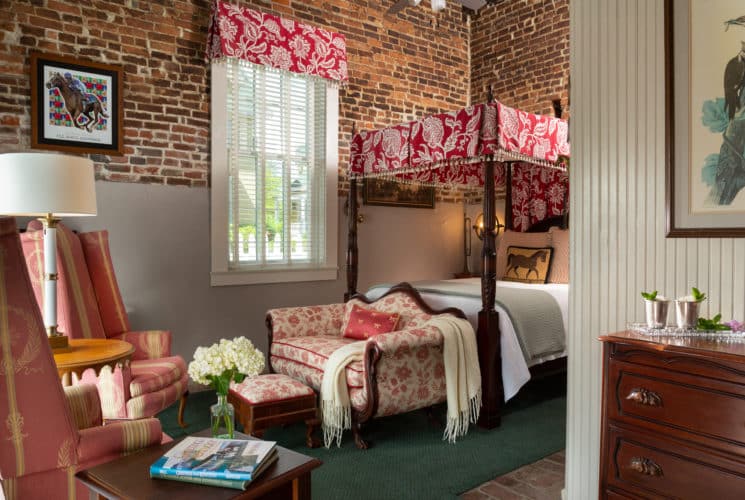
[497,230,551,279]
[502,246,554,284]
[343,304,400,340]
[547,227,569,283]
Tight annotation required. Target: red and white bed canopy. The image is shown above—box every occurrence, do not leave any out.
[350,101,569,184]
[349,101,570,231]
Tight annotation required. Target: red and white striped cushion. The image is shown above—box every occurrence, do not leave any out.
[78,230,131,338]
[129,356,186,397]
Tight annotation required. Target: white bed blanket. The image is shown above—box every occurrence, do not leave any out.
[366,278,569,402]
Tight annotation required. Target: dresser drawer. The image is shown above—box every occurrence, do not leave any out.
[605,426,745,499]
[608,358,745,450]
[604,490,635,500]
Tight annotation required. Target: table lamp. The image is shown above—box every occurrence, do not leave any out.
[0,152,97,351]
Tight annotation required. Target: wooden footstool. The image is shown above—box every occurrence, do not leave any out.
[229,373,320,448]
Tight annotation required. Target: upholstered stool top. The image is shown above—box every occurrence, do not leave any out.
[230,373,315,404]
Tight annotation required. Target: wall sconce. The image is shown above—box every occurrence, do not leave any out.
[472,213,504,240]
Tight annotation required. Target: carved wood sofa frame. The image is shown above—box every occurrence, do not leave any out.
[266,282,466,448]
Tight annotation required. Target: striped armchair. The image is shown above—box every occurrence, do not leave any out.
[20,221,188,423]
[0,217,163,499]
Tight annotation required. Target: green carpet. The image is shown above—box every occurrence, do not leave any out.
[158,374,566,499]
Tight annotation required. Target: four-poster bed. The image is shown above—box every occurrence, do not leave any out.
[346,99,570,428]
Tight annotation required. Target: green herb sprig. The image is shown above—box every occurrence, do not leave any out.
[696,313,730,331]
[641,290,658,301]
[692,287,706,302]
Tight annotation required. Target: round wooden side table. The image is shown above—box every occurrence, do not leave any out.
[53,338,134,386]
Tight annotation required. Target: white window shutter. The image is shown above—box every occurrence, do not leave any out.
[210,60,338,286]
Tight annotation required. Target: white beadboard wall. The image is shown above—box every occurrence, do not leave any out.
[567,0,745,497]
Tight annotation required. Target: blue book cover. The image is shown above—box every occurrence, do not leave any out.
[150,436,277,482]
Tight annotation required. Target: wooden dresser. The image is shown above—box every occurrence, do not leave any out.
[599,330,745,499]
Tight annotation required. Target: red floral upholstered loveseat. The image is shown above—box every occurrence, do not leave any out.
[266,283,466,448]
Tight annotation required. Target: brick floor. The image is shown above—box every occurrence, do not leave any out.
[460,450,565,500]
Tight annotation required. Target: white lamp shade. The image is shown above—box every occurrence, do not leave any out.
[0,152,97,217]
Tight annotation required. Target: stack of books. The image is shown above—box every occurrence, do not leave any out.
[149,436,278,490]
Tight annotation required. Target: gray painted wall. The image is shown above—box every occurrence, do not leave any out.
[51,181,465,364]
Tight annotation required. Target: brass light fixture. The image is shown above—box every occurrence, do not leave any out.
[472,212,504,240]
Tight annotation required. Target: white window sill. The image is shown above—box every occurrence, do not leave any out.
[210,266,338,286]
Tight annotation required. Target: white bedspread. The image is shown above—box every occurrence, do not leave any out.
[365,278,569,402]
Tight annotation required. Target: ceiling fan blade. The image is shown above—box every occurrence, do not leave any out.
[387,0,419,16]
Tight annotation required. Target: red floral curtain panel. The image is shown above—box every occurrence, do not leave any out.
[510,162,569,232]
[206,0,348,84]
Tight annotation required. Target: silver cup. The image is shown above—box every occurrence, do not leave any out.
[675,300,699,330]
[644,299,670,329]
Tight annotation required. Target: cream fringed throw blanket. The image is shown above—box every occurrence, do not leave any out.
[321,341,365,448]
[321,315,481,447]
[431,315,482,443]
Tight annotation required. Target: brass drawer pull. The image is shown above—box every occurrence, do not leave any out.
[630,457,663,477]
[626,387,662,407]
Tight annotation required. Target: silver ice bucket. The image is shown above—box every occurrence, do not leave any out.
[675,300,699,330]
[644,299,670,329]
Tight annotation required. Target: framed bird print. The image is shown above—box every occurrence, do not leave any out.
[30,52,124,155]
[666,0,745,236]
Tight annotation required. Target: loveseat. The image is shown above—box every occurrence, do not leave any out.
[266,283,466,448]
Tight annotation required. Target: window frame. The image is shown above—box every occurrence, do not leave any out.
[210,61,339,286]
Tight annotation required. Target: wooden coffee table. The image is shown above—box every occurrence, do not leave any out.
[76,430,323,499]
[53,338,134,386]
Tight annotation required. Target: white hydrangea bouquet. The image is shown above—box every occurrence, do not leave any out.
[187,336,265,438]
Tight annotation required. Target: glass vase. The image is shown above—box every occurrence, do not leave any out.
[211,393,235,439]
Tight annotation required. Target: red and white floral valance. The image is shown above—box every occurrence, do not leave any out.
[207,1,348,84]
[349,101,570,187]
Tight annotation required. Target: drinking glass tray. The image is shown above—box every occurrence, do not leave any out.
[628,323,745,341]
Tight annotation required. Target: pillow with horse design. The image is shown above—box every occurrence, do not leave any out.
[502,246,553,284]
[496,230,551,279]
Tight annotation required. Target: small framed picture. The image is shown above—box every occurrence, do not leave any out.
[30,52,124,155]
[363,178,435,209]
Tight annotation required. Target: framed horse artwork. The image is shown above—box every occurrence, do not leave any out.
[30,52,124,155]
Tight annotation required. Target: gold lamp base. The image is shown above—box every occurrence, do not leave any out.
[47,328,72,353]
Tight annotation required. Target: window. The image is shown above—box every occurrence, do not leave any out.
[211,59,339,285]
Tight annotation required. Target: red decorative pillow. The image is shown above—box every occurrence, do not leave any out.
[342,304,400,340]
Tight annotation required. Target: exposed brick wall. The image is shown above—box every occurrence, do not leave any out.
[470,0,570,118]
[0,0,212,186]
[0,0,470,187]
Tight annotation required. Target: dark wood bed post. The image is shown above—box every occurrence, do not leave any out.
[345,177,359,301]
[478,158,503,429]
[345,124,359,302]
[504,161,513,230]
